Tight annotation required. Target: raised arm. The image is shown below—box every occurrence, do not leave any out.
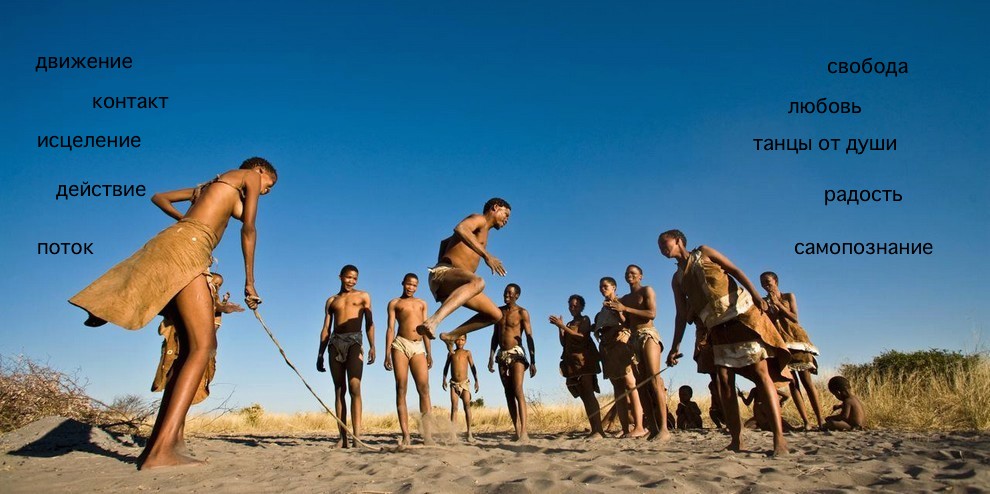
[454,214,505,276]
[363,292,376,365]
[383,299,397,371]
[522,309,536,377]
[667,273,689,366]
[316,297,334,372]
[150,188,195,221]
[700,245,767,312]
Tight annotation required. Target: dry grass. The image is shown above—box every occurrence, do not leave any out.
[4,352,988,436]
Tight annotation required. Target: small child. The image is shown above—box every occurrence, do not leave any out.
[675,385,704,430]
[823,376,865,430]
[443,335,480,441]
[739,386,795,432]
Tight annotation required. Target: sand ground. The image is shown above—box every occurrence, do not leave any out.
[2,417,988,493]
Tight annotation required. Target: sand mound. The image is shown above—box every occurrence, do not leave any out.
[0,416,137,456]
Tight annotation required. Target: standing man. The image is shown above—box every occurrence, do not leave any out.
[417,198,512,353]
[317,265,376,448]
[488,283,536,442]
[607,264,670,441]
[384,273,434,446]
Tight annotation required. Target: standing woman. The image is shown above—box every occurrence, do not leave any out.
[550,294,605,438]
[69,157,277,469]
[760,271,824,430]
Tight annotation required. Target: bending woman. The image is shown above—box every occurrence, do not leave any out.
[69,157,277,469]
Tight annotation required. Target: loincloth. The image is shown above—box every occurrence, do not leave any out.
[600,328,637,380]
[565,373,600,398]
[427,263,454,303]
[151,318,216,405]
[496,346,530,376]
[450,379,470,395]
[390,335,427,360]
[788,351,819,373]
[330,331,364,363]
[69,218,219,330]
[629,325,663,361]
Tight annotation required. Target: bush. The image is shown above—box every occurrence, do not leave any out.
[840,349,980,382]
[0,355,102,433]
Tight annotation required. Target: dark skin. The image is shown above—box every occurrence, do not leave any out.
[316,269,376,448]
[134,166,275,470]
[416,205,511,353]
[549,297,605,439]
[824,386,865,430]
[384,276,433,446]
[660,234,788,456]
[488,285,536,442]
[597,279,646,438]
[761,273,824,430]
[442,335,480,441]
[606,265,670,441]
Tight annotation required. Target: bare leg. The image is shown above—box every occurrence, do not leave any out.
[789,379,810,429]
[621,372,647,438]
[511,362,528,441]
[640,339,671,442]
[750,360,788,456]
[610,379,630,434]
[461,390,474,441]
[392,349,411,446]
[579,375,604,438]
[330,356,349,448]
[346,346,364,446]
[716,367,742,451]
[438,293,502,353]
[499,367,519,439]
[408,353,433,444]
[417,270,485,339]
[799,370,824,428]
[139,278,213,470]
[449,387,459,422]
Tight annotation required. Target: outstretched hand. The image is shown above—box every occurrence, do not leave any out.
[485,256,506,276]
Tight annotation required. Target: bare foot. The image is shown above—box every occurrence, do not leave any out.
[399,435,411,447]
[438,332,456,354]
[417,323,437,340]
[333,438,349,449]
[138,451,205,470]
[649,430,672,442]
[725,439,742,452]
[772,439,789,457]
[585,431,605,440]
[465,433,475,443]
[422,436,435,446]
[622,428,648,439]
[83,313,107,327]
[514,433,530,443]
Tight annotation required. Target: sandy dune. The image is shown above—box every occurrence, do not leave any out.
[2,416,988,493]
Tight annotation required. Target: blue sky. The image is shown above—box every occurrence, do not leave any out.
[1,2,987,415]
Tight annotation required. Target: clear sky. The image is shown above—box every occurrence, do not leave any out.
[1,2,987,415]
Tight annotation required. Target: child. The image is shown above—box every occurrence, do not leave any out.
[488,283,536,442]
[675,385,704,430]
[550,294,604,438]
[739,386,795,432]
[443,335,480,441]
[824,376,865,430]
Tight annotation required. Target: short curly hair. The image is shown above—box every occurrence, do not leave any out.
[240,156,277,180]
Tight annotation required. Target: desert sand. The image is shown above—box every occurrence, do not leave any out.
[2,416,987,493]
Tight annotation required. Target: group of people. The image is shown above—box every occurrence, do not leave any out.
[69,160,862,470]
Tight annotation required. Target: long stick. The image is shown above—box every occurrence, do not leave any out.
[252,309,378,451]
[589,366,670,420]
